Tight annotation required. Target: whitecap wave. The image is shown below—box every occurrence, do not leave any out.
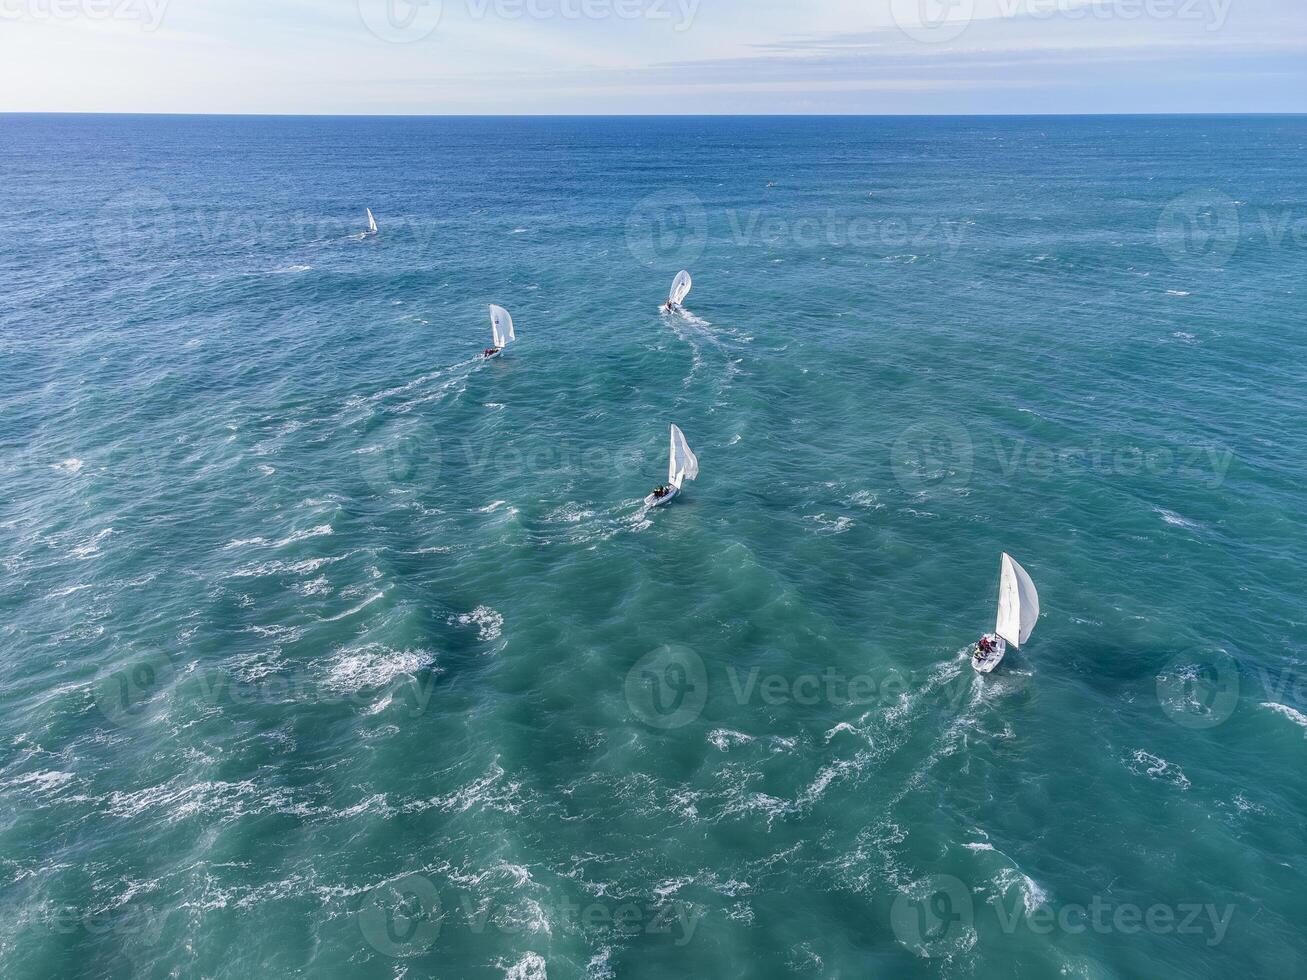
[502,952,547,980]
[450,606,504,642]
[1261,702,1307,731]
[325,644,435,694]
[1126,749,1191,790]
[1155,507,1198,529]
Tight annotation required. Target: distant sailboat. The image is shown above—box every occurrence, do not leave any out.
[663,271,692,313]
[645,424,699,508]
[484,304,515,358]
[972,553,1040,674]
[366,208,378,236]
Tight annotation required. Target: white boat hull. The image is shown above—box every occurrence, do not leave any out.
[971,634,1007,674]
[644,486,680,509]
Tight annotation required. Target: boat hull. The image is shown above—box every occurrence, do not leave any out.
[644,486,680,509]
[971,634,1007,674]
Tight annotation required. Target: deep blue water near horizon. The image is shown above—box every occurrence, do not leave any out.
[2,114,1307,978]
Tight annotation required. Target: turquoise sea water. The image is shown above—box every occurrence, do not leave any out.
[2,115,1307,978]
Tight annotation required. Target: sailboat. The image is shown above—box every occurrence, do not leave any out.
[366,208,378,236]
[972,553,1040,674]
[484,304,515,358]
[644,424,699,509]
[664,270,692,313]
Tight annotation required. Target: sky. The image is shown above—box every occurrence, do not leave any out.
[1,0,1304,114]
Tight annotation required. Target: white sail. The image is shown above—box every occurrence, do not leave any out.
[669,270,692,307]
[489,305,515,349]
[994,553,1040,648]
[668,424,699,489]
[366,208,378,234]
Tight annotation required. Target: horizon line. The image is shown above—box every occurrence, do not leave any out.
[4,111,1306,119]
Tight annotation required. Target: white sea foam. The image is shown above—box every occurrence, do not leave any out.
[847,490,882,509]
[503,952,547,980]
[708,729,754,751]
[0,770,74,794]
[227,554,346,578]
[275,524,334,547]
[585,949,615,980]
[320,590,386,623]
[325,644,434,694]
[52,458,85,474]
[1166,289,1191,296]
[223,536,269,549]
[824,721,860,742]
[295,575,332,596]
[72,528,114,559]
[403,763,522,816]
[1126,750,1191,790]
[1261,702,1307,730]
[1155,507,1198,529]
[995,867,1049,914]
[805,513,853,534]
[48,583,94,599]
[450,605,504,642]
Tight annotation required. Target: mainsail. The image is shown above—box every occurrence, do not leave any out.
[994,553,1040,648]
[366,208,378,235]
[489,305,515,349]
[669,424,699,489]
[669,270,692,307]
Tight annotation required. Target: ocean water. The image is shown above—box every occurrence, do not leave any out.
[2,114,1306,978]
